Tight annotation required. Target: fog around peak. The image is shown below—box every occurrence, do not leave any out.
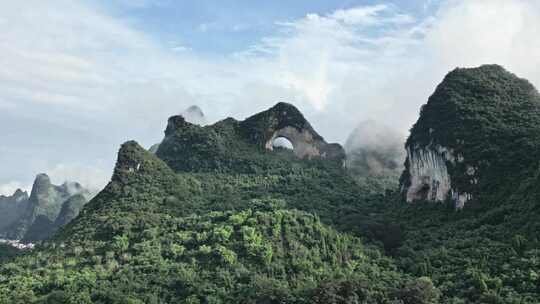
[345,120,406,177]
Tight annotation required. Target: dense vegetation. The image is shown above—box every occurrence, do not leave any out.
[0,142,418,303]
[156,102,344,175]
[385,65,540,303]
[0,245,20,263]
[1,65,540,303]
[403,65,540,201]
[0,207,412,303]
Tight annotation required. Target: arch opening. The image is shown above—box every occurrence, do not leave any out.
[272,137,294,150]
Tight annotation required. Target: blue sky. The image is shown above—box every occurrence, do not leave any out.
[1,0,539,195]
[95,0,437,54]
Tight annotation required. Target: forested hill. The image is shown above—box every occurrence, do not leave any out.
[392,65,540,303]
[2,65,540,303]
[0,103,414,303]
[401,64,540,208]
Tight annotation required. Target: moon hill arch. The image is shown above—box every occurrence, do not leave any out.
[155,102,346,173]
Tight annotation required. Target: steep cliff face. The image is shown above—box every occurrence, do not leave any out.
[402,145,472,208]
[401,65,540,208]
[28,174,66,221]
[404,146,451,202]
[3,174,90,240]
[241,102,345,160]
[55,193,91,226]
[0,189,29,231]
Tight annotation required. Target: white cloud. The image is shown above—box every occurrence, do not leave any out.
[2,0,540,190]
[0,182,30,196]
[426,0,540,83]
[0,163,110,197]
[46,164,111,193]
[234,4,427,127]
[423,0,435,12]
[330,5,415,26]
[240,0,540,136]
[171,46,191,52]
[330,5,388,25]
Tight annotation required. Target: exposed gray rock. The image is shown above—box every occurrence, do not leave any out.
[402,144,471,208]
[0,189,29,231]
[403,145,452,202]
[264,126,331,159]
[53,194,87,229]
[2,174,90,241]
[242,102,345,161]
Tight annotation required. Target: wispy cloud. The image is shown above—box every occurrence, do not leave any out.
[0,182,30,196]
[46,163,111,193]
[240,4,423,112]
[2,0,540,191]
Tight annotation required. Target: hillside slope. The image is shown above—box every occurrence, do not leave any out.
[320,65,540,304]
[0,104,417,303]
[385,65,540,303]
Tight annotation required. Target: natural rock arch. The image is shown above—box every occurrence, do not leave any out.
[241,102,346,162]
[265,126,326,159]
[155,102,346,173]
[271,136,294,150]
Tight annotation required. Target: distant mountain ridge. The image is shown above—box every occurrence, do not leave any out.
[0,189,29,231]
[0,174,91,241]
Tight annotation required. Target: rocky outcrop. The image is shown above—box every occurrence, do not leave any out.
[113,140,176,183]
[402,144,472,208]
[403,146,450,202]
[53,194,87,228]
[240,102,345,161]
[264,126,344,160]
[0,189,29,231]
[2,174,90,241]
[156,102,345,173]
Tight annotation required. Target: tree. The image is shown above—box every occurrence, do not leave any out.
[395,277,441,304]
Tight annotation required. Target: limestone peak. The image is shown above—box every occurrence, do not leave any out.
[156,102,345,173]
[400,65,540,208]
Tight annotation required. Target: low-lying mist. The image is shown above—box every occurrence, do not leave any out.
[344,120,406,179]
